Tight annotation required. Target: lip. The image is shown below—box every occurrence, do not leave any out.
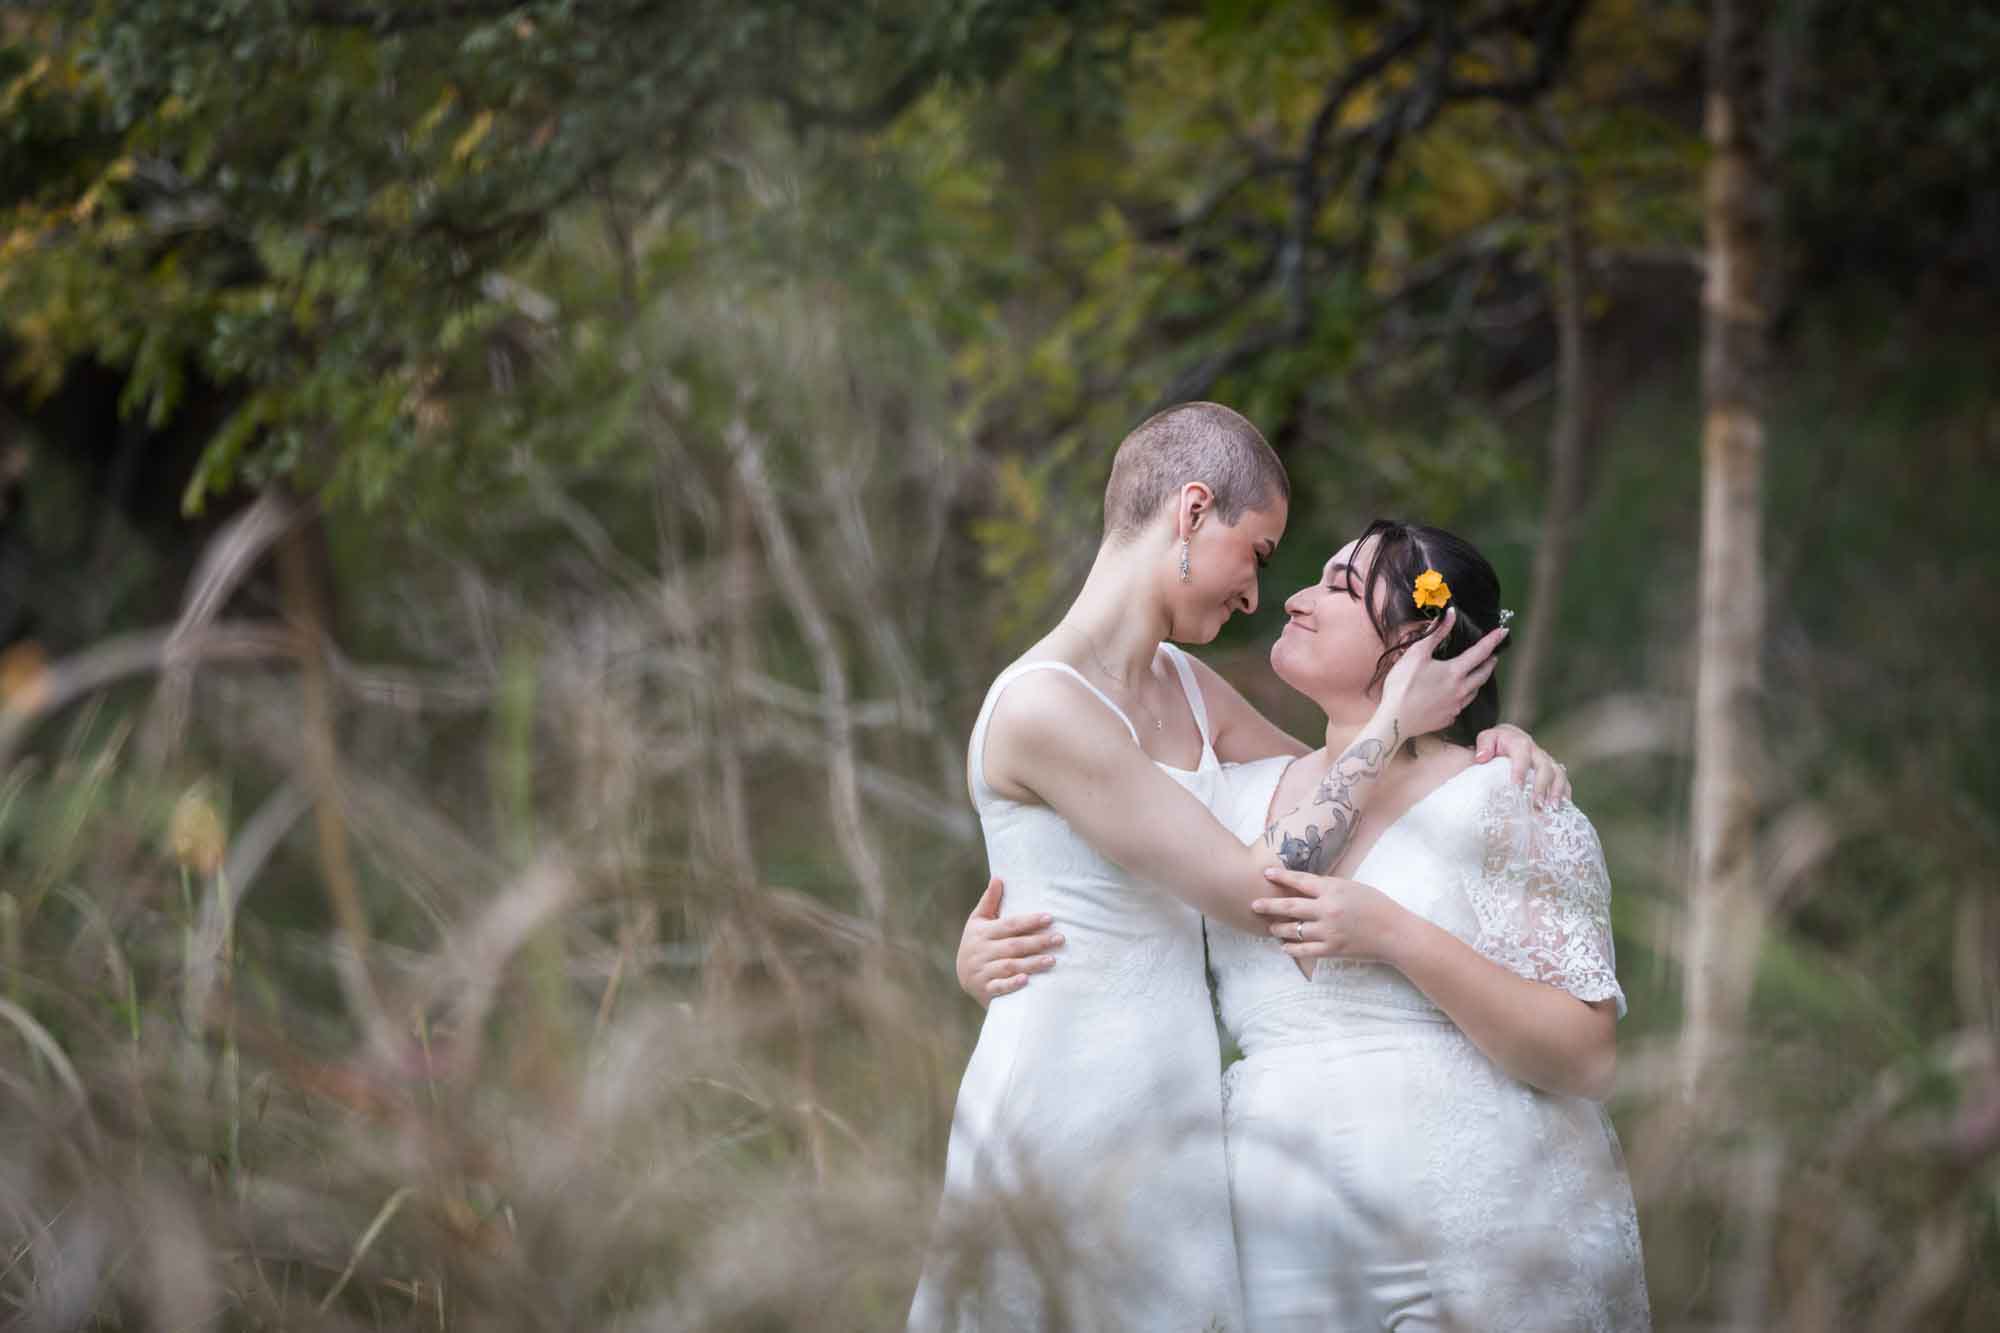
[1282,619,1314,634]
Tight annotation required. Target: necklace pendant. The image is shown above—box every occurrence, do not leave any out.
[1154,717,1164,731]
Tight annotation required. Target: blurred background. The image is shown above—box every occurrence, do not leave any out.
[1,1,1995,1328]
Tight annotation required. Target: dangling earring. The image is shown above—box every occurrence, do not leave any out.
[1178,537,1192,584]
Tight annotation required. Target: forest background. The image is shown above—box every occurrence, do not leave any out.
[1,1,1996,1328]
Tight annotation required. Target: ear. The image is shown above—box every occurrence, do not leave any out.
[1178,482,1215,538]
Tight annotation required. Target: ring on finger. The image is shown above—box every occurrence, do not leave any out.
[1292,920,1306,943]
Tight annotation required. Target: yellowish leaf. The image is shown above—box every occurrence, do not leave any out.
[452,109,495,164]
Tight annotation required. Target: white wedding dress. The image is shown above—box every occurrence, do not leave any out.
[908,644,1244,1332]
[1206,757,1649,1332]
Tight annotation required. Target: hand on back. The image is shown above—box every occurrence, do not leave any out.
[956,877,1062,1006]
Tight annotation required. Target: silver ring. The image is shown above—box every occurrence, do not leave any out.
[1292,921,1306,943]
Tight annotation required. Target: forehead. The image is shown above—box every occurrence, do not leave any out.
[1324,535,1377,574]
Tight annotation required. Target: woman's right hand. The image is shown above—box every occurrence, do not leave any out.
[1379,608,1507,737]
[957,877,1063,1007]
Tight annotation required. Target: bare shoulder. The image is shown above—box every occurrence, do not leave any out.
[986,665,1105,738]
[980,664,1135,801]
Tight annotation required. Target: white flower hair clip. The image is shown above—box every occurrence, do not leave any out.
[1497,608,1515,628]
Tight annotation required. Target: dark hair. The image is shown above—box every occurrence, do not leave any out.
[1102,402,1290,541]
[1353,518,1508,747]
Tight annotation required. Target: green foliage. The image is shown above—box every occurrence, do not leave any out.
[0,1,1112,513]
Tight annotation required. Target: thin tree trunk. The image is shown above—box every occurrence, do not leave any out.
[716,469,829,1178]
[1504,161,1594,727]
[277,512,398,1060]
[727,417,890,925]
[1681,0,1774,1106]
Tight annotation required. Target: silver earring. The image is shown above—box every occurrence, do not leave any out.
[1179,538,1191,583]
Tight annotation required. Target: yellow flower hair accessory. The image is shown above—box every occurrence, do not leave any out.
[1412,569,1451,616]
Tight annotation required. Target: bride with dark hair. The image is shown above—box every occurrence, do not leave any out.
[962,518,1649,1332]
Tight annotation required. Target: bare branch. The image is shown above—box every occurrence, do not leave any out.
[726,417,891,921]
[1156,0,1589,404]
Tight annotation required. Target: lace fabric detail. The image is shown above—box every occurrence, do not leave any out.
[1411,1027,1651,1330]
[1465,781,1627,1018]
[1407,778,1647,1329]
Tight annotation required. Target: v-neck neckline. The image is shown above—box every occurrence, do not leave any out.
[1154,730,1216,777]
[1337,759,1485,882]
[1263,757,1487,982]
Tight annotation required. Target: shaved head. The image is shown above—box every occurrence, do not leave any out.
[1102,402,1288,541]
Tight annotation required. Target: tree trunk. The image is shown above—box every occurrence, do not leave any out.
[1504,164,1594,727]
[1681,0,1774,1105]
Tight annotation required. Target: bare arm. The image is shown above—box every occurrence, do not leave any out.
[987,677,1283,934]
[1260,611,1505,875]
[1259,708,1401,876]
[1254,848,1621,1100]
[988,620,1486,934]
[1188,655,1311,763]
[1378,908,1618,1100]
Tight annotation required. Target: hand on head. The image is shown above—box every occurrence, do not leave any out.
[1381,608,1510,738]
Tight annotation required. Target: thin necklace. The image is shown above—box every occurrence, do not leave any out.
[1065,624,1165,733]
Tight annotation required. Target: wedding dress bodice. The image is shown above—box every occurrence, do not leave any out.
[1209,758,1626,1062]
[966,651,1221,1009]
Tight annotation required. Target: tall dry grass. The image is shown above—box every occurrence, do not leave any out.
[1,325,1994,1330]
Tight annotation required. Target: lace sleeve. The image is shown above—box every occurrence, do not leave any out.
[1466,782,1627,1019]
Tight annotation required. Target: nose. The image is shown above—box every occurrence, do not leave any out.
[1283,585,1313,618]
[1238,582,1259,615]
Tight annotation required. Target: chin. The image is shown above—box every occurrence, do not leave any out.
[1268,638,1305,691]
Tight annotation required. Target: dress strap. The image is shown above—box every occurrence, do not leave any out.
[967,659,1143,804]
[1158,643,1212,751]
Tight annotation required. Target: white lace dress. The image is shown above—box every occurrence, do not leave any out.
[908,645,1244,1332]
[1206,757,1649,1332]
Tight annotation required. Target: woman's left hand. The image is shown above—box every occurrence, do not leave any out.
[1252,867,1404,962]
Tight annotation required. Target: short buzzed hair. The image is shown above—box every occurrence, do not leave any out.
[1102,402,1289,541]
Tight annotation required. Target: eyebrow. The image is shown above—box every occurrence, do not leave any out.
[1323,561,1356,581]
